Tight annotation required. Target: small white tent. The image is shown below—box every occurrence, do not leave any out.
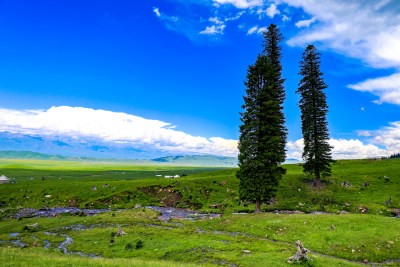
[0,175,10,184]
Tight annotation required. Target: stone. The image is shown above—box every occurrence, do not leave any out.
[340,210,350,214]
[344,203,351,206]
[287,241,310,263]
[115,227,126,237]
[134,203,142,209]
[362,182,370,187]
[220,181,227,185]
[44,195,51,198]
[92,185,97,191]
[24,223,39,231]
[33,241,39,247]
[341,181,352,187]
[330,225,335,230]
[243,250,251,253]
[298,203,304,206]
[102,184,109,188]
[209,204,219,209]
[385,196,391,206]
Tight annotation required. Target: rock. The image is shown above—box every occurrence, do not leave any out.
[298,203,304,206]
[243,250,251,253]
[44,195,51,198]
[340,210,350,214]
[102,184,109,188]
[209,204,219,209]
[362,182,370,187]
[220,181,227,185]
[33,241,39,247]
[92,185,97,191]
[358,206,368,214]
[24,223,39,231]
[363,259,368,263]
[330,225,335,230]
[287,241,310,263]
[115,227,126,237]
[341,181,352,187]
[134,203,142,209]
[385,196,391,206]
[344,203,350,206]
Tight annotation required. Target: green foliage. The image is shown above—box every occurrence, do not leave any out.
[135,239,144,249]
[237,24,287,210]
[125,242,134,251]
[297,45,334,181]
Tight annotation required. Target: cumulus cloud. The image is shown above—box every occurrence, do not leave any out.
[257,4,280,18]
[275,0,400,104]
[247,25,267,35]
[367,121,400,153]
[0,106,238,157]
[286,138,392,160]
[212,0,263,9]
[200,24,226,35]
[348,73,400,105]
[295,17,316,28]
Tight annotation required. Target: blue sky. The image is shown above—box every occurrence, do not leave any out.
[0,0,400,159]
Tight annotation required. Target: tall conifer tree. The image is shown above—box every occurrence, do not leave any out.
[297,45,334,187]
[237,24,287,213]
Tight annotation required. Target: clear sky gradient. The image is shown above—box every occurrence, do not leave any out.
[0,0,400,159]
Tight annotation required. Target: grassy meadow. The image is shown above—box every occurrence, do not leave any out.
[0,158,400,266]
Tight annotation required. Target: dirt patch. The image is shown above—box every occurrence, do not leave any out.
[138,186,182,207]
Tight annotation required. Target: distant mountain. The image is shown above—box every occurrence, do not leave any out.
[152,155,238,167]
[0,150,238,167]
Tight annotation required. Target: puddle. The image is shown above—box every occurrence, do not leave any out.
[146,206,220,221]
[9,233,20,237]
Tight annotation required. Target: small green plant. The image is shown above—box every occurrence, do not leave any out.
[125,242,134,251]
[110,231,116,237]
[136,239,144,249]
[112,213,115,217]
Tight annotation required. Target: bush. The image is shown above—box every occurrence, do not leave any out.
[136,239,144,249]
[125,243,134,251]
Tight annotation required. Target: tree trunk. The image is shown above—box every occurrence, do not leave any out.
[313,172,322,189]
[254,199,261,214]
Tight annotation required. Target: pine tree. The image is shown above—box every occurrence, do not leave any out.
[297,45,334,187]
[237,24,287,213]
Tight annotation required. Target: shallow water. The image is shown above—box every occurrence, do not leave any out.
[146,206,220,221]
[7,207,112,219]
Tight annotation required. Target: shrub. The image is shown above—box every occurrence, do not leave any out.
[125,243,134,251]
[136,239,144,249]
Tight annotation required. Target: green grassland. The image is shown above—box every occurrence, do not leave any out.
[0,158,400,266]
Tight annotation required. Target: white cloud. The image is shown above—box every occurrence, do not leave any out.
[282,14,291,22]
[153,7,161,17]
[286,138,392,160]
[247,25,267,35]
[295,17,316,28]
[247,26,258,35]
[275,0,400,105]
[200,24,226,35]
[257,4,280,18]
[348,73,400,105]
[0,106,238,157]
[368,121,400,153]
[209,17,224,25]
[212,0,263,9]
